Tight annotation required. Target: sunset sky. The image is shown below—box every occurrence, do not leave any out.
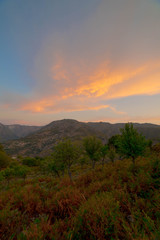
[0,0,160,125]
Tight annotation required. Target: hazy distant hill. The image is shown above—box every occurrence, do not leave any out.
[0,123,41,142]
[0,123,17,142]
[87,122,160,141]
[2,119,160,157]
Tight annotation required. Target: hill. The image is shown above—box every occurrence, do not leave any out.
[0,123,41,142]
[0,123,17,142]
[3,119,104,156]
[2,119,160,157]
[87,122,160,140]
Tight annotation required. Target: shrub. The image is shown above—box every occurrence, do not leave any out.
[2,167,14,184]
[22,157,40,167]
[13,165,29,180]
[71,192,122,240]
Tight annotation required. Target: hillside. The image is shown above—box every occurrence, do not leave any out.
[3,119,105,156]
[0,123,41,142]
[0,123,17,142]
[87,122,160,140]
[2,119,160,157]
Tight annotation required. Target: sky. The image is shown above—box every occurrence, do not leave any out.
[0,0,160,126]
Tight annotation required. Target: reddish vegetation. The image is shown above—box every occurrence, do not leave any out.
[0,156,160,240]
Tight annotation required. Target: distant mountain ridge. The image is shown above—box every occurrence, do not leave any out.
[1,119,160,157]
[0,123,41,142]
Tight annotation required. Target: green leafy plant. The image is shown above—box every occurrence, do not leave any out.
[83,136,102,168]
[117,123,147,163]
[100,144,108,166]
[53,139,79,181]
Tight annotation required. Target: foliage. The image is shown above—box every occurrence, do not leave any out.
[79,155,88,169]
[0,148,10,170]
[13,165,29,179]
[108,134,121,150]
[0,171,4,182]
[100,144,108,165]
[47,157,65,178]
[0,155,160,240]
[1,167,14,183]
[108,146,116,163]
[22,157,41,167]
[152,143,160,156]
[0,133,159,240]
[117,123,147,163]
[83,136,102,168]
[53,139,79,181]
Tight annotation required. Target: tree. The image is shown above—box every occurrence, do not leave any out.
[0,148,10,170]
[100,144,108,166]
[108,146,116,163]
[83,136,102,169]
[47,157,65,178]
[108,135,121,151]
[117,123,147,163]
[22,157,40,167]
[53,139,79,182]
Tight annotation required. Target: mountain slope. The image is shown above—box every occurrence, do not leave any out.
[0,123,41,142]
[2,119,160,157]
[0,123,17,142]
[3,119,105,156]
[87,122,160,140]
[7,124,41,138]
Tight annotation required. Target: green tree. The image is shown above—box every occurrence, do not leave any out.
[100,144,108,166]
[53,139,79,181]
[47,157,65,178]
[0,149,10,170]
[108,135,121,151]
[117,123,147,163]
[22,157,40,167]
[108,146,116,163]
[83,136,102,169]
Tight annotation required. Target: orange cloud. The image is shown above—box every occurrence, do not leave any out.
[22,99,120,114]
[21,59,160,115]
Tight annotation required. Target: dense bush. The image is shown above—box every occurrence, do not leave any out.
[22,157,41,167]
